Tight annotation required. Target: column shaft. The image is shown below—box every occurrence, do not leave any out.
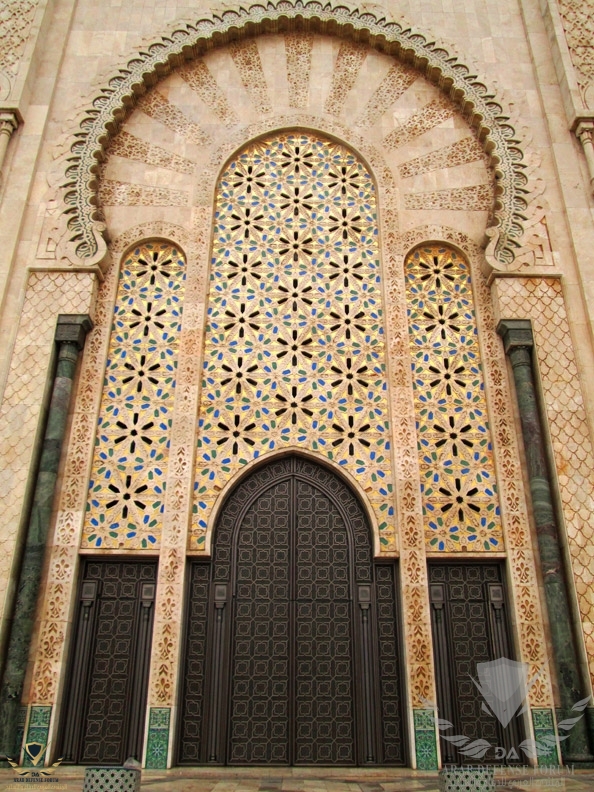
[498,319,593,762]
[0,315,92,760]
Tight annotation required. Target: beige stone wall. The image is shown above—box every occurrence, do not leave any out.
[1,0,594,764]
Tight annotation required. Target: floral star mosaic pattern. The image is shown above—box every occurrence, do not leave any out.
[191,132,396,550]
[82,242,185,548]
[406,244,504,551]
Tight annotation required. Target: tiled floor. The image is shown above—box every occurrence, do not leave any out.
[1,767,594,792]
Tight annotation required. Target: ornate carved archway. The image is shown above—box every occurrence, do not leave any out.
[57,0,528,269]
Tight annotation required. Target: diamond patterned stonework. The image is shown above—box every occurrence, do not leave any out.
[83,768,141,792]
[191,132,396,551]
[82,242,186,548]
[405,244,504,552]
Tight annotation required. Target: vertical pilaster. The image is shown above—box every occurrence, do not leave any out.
[575,120,594,195]
[498,318,593,763]
[0,112,18,179]
[0,314,92,761]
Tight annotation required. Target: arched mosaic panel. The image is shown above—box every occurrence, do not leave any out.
[81,241,186,548]
[405,244,504,551]
[191,132,396,551]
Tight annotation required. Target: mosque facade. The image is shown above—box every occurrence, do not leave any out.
[0,0,594,770]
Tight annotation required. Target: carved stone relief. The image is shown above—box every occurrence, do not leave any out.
[48,0,533,271]
[0,0,38,100]
[557,0,594,109]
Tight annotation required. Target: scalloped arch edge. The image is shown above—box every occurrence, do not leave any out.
[62,0,528,270]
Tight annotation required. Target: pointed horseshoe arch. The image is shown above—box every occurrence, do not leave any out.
[63,0,527,268]
[178,454,406,765]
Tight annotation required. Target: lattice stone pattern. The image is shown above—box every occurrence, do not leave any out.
[191,132,397,551]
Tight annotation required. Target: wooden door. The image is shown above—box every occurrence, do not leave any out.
[429,563,524,764]
[179,456,406,766]
[59,560,156,764]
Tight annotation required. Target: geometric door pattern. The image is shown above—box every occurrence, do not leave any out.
[59,560,156,764]
[429,563,523,764]
[180,456,405,766]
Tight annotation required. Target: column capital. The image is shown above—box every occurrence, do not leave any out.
[54,314,93,350]
[496,319,534,355]
[0,111,19,135]
[575,118,594,142]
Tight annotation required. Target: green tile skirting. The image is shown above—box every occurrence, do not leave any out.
[532,708,559,766]
[22,705,52,767]
[413,708,438,769]
[145,707,170,769]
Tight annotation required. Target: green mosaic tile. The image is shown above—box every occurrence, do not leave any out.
[22,706,52,767]
[414,707,438,770]
[531,708,558,766]
[28,705,51,728]
[145,706,170,769]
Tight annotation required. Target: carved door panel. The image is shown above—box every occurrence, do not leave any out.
[179,456,406,766]
[59,561,156,764]
[429,563,524,764]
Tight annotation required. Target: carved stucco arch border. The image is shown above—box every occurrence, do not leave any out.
[62,0,528,271]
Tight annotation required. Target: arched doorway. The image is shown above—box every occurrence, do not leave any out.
[179,455,405,766]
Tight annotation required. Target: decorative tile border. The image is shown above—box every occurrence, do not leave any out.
[532,708,559,766]
[22,705,51,766]
[144,707,170,769]
[413,708,438,770]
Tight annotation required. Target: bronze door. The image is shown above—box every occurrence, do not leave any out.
[59,560,156,764]
[429,563,524,764]
[179,456,405,765]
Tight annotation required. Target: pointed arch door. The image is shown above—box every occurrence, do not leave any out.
[178,456,405,766]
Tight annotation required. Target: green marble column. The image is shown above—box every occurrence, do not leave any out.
[0,314,92,761]
[498,319,593,763]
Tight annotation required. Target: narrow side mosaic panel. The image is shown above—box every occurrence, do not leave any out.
[81,242,186,549]
[405,244,504,552]
[22,705,52,766]
[413,708,438,770]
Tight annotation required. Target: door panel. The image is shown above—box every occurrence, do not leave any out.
[228,479,291,764]
[294,479,354,764]
[59,561,156,764]
[179,456,406,766]
[429,563,523,764]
